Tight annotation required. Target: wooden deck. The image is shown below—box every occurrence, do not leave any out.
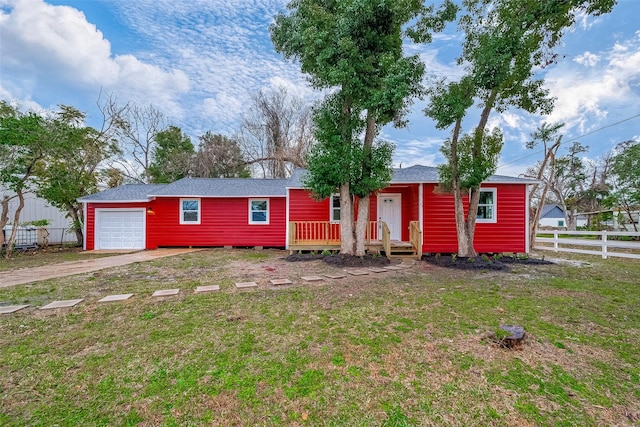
[288,221,422,259]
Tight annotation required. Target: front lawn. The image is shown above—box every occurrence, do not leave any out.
[1,249,638,426]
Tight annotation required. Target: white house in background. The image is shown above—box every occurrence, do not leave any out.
[538,204,587,228]
[0,186,76,245]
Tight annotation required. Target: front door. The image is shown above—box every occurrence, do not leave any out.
[378,193,402,240]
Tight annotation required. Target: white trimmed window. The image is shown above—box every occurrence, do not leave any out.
[180,198,200,224]
[249,199,269,224]
[330,194,341,222]
[476,189,497,222]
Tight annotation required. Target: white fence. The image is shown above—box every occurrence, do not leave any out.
[534,230,640,260]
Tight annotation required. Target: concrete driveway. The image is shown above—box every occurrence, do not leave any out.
[0,248,201,288]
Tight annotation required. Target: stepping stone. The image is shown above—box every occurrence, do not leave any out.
[324,274,346,279]
[235,281,258,289]
[195,285,220,293]
[384,266,402,271]
[40,299,84,310]
[270,279,293,286]
[301,276,323,282]
[98,294,134,303]
[347,270,369,276]
[152,289,179,297]
[0,305,29,314]
[368,268,389,273]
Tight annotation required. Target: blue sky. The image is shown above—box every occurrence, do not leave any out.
[1,0,639,177]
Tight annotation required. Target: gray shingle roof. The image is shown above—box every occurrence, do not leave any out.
[78,184,166,202]
[149,177,288,197]
[80,165,536,202]
[288,165,536,187]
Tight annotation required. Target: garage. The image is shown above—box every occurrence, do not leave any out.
[95,209,146,250]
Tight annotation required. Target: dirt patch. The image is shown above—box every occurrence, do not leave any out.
[422,254,553,271]
[286,253,392,268]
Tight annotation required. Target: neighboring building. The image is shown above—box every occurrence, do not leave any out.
[79,165,536,255]
[538,204,587,228]
[1,186,75,245]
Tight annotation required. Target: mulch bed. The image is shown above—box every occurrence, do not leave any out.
[422,254,553,271]
[285,253,391,267]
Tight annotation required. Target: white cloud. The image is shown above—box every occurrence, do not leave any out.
[390,136,444,168]
[0,0,189,118]
[544,33,640,133]
[574,51,600,67]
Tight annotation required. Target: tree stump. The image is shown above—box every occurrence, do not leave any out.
[488,324,526,349]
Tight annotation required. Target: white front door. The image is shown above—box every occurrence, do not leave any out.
[378,193,401,240]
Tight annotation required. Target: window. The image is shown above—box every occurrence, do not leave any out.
[180,198,200,224]
[330,194,341,222]
[558,220,565,227]
[476,189,496,222]
[249,199,269,224]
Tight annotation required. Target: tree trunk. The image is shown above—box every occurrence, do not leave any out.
[453,185,474,257]
[339,183,355,255]
[354,195,369,256]
[4,189,25,259]
[461,187,481,257]
[67,204,84,246]
[353,113,377,257]
[566,208,576,231]
[0,195,12,248]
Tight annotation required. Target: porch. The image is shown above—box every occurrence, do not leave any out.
[288,221,422,259]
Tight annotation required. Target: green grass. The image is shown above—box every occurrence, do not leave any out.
[1,249,639,426]
[0,247,118,272]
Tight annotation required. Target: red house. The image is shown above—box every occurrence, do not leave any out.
[79,165,533,257]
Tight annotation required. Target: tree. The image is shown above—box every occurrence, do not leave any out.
[524,122,564,242]
[241,87,314,178]
[271,0,457,255]
[33,105,118,245]
[192,132,250,178]
[424,0,615,256]
[148,126,194,183]
[0,102,50,256]
[106,101,167,184]
[551,141,589,230]
[609,140,640,231]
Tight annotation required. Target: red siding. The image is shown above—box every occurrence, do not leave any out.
[289,189,330,221]
[85,202,151,250]
[86,198,286,250]
[148,197,286,247]
[290,186,421,242]
[422,184,527,254]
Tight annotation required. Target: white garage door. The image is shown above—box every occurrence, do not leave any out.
[96,209,145,250]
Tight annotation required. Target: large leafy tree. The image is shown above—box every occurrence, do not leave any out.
[271,0,457,255]
[33,105,118,245]
[424,0,615,256]
[148,126,194,183]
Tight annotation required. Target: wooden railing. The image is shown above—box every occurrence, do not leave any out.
[289,221,341,245]
[367,220,380,244]
[381,221,391,257]
[289,220,382,247]
[409,221,422,257]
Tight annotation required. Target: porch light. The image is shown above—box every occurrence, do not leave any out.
[147,207,155,215]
